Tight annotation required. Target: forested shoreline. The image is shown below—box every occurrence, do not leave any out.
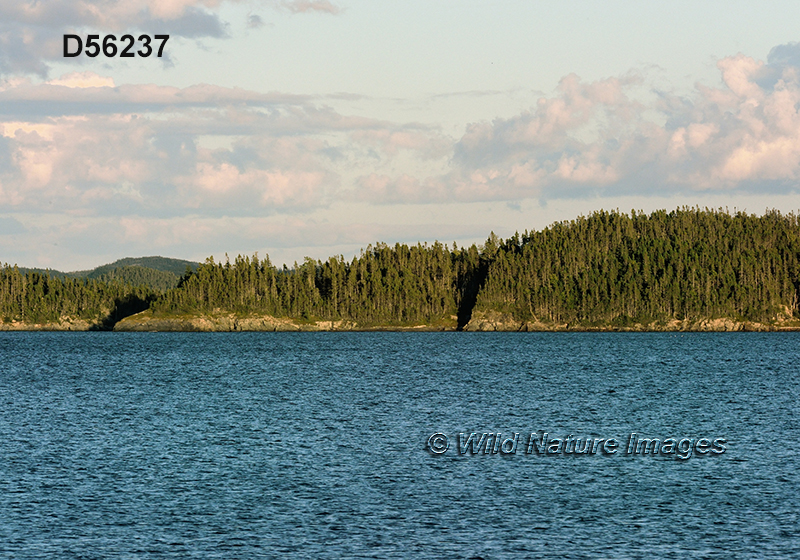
[3,208,800,331]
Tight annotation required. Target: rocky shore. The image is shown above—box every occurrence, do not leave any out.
[463,310,800,332]
[0,317,95,331]
[4,310,800,332]
[112,311,456,332]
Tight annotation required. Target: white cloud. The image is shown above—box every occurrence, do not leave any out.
[352,46,800,204]
[0,78,449,216]
[4,45,800,216]
[47,71,115,88]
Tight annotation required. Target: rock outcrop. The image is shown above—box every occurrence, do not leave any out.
[464,310,800,332]
[113,311,454,332]
[0,317,94,331]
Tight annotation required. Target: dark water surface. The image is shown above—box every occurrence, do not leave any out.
[0,332,798,559]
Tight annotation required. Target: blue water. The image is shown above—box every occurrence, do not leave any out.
[0,332,798,559]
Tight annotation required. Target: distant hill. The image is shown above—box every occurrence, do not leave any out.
[83,256,199,278]
[92,266,184,292]
[20,256,199,292]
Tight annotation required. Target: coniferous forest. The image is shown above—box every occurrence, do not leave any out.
[0,268,154,328]
[3,208,800,330]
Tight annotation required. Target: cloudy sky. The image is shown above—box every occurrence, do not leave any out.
[2,0,800,270]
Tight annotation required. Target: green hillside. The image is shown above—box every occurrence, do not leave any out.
[5,209,800,330]
[19,256,199,292]
[84,256,199,278]
[473,208,800,326]
[149,208,800,328]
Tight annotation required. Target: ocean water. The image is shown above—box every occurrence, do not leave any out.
[0,332,797,559]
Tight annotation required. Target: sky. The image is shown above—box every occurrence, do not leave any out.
[2,1,800,270]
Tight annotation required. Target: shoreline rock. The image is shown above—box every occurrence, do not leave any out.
[463,310,800,332]
[0,318,95,331]
[3,310,799,332]
[112,311,456,332]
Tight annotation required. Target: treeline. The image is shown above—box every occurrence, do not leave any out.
[95,266,181,292]
[475,208,800,325]
[0,266,154,326]
[3,208,800,328]
[153,242,485,326]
